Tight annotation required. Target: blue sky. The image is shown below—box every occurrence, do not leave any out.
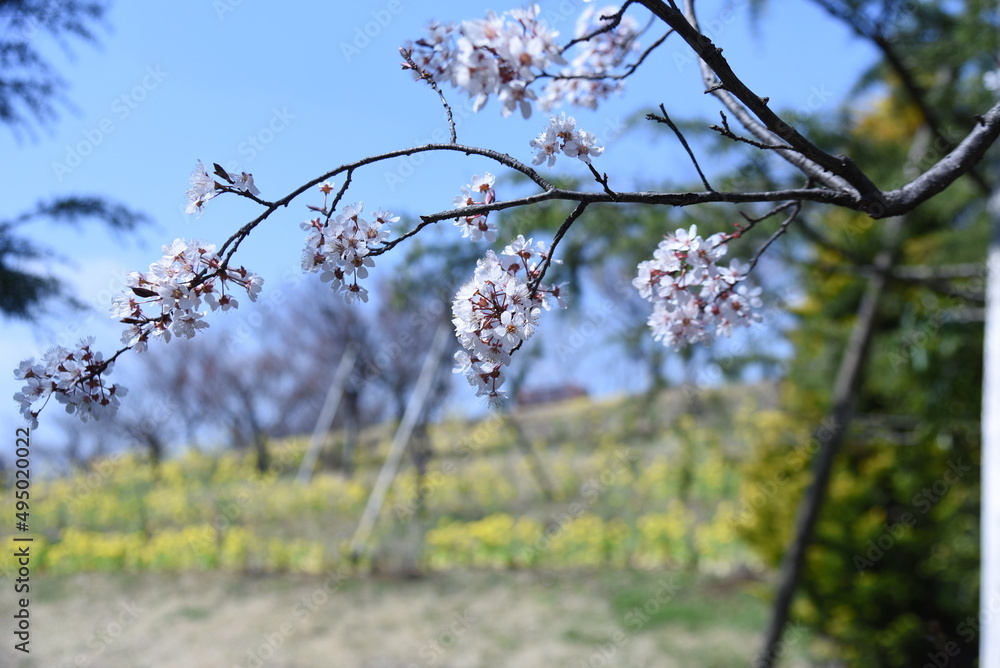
[2,0,877,442]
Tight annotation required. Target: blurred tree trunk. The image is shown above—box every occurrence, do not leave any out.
[341,388,360,477]
[756,214,903,667]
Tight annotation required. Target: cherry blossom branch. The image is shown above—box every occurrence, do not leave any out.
[16,2,1000,429]
[203,95,1000,276]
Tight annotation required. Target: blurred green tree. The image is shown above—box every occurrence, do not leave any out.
[0,0,146,321]
[736,0,996,663]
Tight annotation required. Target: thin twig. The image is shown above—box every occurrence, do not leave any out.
[711,111,796,152]
[646,103,714,191]
[400,48,458,143]
[542,29,673,82]
[734,201,798,237]
[329,169,354,212]
[587,163,618,200]
[744,203,801,275]
[528,201,589,297]
[562,1,637,52]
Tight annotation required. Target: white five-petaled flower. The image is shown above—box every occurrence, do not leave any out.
[230,171,260,197]
[404,4,640,115]
[530,114,604,167]
[539,5,641,111]
[185,160,218,217]
[185,161,263,216]
[454,173,498,243]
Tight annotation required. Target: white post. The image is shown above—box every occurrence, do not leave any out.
[296,343,359,485]
[349,322,451,560]
[983,189,1000,665]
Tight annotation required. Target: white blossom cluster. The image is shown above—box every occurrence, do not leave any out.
[403,5,641,117]
[539,5,641,111]
[300,184,399,304]
[633,225,763,349]
[402,5,566,118]
[530,113,604,167]
[453,173,498,242]
[14,338,126,428]
[185,160,261,217]
[112,238,263,352]
[452,235,566,404]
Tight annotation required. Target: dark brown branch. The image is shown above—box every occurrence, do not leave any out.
[644,0,882,200]
[213,95,1000,269]
[329,169,354,213]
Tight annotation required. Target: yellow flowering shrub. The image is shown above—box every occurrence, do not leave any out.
[42,529,143,573]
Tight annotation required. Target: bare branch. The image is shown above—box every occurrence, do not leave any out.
[744,203,801,275]
[646,103,714,191]
[881,101,1000,216]
[561,1,638,52]
[529,201,589,297]
[893,263,985,281]
[543,29,674,82]
[669,0,861,195]
[400,48,458,144]
[809,0,991,195]
[587,162,619,200]
[710,111,796,152]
